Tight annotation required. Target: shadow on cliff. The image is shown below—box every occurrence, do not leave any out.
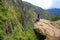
[34,29,46,40]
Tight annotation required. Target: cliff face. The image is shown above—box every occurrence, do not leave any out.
[0,0,37,40]
[34,19,60,40]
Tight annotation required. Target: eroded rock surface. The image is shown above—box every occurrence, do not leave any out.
[34,19,60,40]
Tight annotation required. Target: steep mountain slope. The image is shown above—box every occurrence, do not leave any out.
[0,0,37,40]
[34,19,60,40]
[23,1,44,14]
[1,0,59,40]
[23,1,53,20]
[46,8,60,16]
[0,0,23,40]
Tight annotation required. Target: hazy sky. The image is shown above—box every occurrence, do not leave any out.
[51,0,60,8]
[22,0,60,9]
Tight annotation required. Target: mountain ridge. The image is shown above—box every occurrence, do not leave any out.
[46,8,60,16]
[23,1,53,20]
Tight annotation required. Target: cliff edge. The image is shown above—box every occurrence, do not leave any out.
[34,19,60,40]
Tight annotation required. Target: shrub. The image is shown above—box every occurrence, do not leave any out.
[51,15,60,21]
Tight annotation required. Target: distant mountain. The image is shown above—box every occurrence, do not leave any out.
[23,1,53,20]
[46,8,60,16]
[23,1,44,14]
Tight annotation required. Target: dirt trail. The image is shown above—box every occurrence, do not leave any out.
[34,19,60,40]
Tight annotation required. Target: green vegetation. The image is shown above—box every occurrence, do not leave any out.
[1,0,59,40]
[23,1,53,20]
[0,0,37,40]
[51,15,60,21]
[0,1,23,40]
